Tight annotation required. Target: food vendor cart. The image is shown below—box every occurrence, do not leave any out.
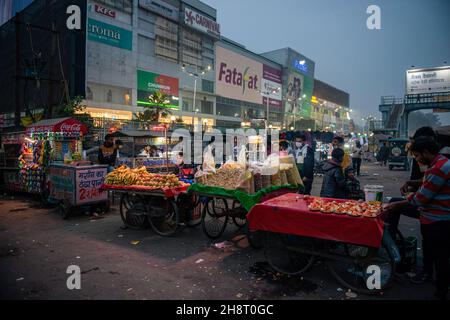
[101,166,200,237]
[48,163,109,219]
[101,184,199,236]
[247,194,401,294]
[21,117,88,200]
[0,131,26,192]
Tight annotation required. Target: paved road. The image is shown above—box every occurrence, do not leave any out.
[0,162,436,300]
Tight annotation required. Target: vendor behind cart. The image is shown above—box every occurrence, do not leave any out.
[98,134,118,172]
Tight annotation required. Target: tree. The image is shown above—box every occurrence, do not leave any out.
[135,91,172,124]
[408,111,441,136]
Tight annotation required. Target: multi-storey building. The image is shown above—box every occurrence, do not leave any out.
[0,0,351,133]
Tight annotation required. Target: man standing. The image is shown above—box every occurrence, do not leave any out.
[351,140,363,176]
[332,136,351,170]
[384,136,450,300]
[98,134,118,172]
[291,134,314,195]
[378,142,390,166]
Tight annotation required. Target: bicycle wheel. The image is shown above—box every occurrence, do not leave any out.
[119,194,148,230]
[201,198,229,239]
[264,232,315,276]
[231,200,247,228]
[327,243,395,295]
[147,197,181,237]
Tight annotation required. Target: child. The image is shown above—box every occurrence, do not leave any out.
[344,167,365,200]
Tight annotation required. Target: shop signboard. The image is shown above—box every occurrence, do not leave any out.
[262,65,283,108]
[406,66,450,95]
[87,18,132,50]
[184,7,220,38]
[137,70,179,109]
[76,167,108,205]
[216,46,283,107]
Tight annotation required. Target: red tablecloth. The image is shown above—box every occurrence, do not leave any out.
[247,193,385,248]
[101,184,189,198]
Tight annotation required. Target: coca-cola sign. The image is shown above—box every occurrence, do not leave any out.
[60,123,82,132]
[94,4,116,18]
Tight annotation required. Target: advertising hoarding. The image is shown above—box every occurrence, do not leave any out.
[284,72,314,118]
[184,7,220,38]
[137,70,179,109]
[406,66,450,95]
[87,18,132,50]
[216,46,282,107]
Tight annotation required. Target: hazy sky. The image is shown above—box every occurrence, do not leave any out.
[202,0,450,125]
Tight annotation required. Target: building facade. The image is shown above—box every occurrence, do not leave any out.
[0,0,351,133]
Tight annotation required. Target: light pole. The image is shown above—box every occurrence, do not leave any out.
[259,87,280,130]
[181,64,212,129]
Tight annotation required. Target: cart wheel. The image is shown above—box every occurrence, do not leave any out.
[264,232,315,276]
[244,223,264,249]
[147,197,181,237]
[59,200,71,220]
[201,198,229,239]
[119,194,148,230]
[231,200,246,229]
[326,243,395,295]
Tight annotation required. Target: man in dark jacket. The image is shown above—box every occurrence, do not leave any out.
[320,148,346,199]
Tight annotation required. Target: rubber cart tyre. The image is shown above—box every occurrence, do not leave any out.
[264,232,315,276]
[326,243,395,295]
[147,197,181,237]
[201,198,229,239]
[119,194,148,230]
[231,200,247,229]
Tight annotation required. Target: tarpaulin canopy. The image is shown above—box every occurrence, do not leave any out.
[247,193,385,248]
[26,117,88,135]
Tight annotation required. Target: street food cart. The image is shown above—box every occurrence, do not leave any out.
[101,165,198,236]
[247,194,400,294]
[48,163,109,219]
[0,131,26,192]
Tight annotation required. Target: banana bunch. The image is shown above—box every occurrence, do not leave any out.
[105,165,139,186]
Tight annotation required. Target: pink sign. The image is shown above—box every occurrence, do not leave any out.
[75,168,107,205]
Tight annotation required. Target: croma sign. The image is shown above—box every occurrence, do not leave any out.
[94,4,116,18]
[87,19,132,50]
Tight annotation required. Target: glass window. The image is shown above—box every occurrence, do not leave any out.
[155,16,178,62]
[201,79,214,93]
[201,100,213,114]
[216,103,241,118]
[138,35,153,55]
[182,97,193,112]
[182,29,202,68]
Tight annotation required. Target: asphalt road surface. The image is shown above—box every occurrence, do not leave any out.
[0,162,437,300]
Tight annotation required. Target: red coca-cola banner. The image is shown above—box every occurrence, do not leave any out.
[26,118,88,135]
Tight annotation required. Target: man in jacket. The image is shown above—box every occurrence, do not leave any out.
[291,134,314,195]
[320,148,346,199]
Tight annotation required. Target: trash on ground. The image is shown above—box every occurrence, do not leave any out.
[195,259,204,264]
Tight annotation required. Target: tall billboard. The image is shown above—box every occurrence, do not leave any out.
[406,66,450,95]
[284,72,314,118]
[137,70,179,109]
[215,46,282,108]
[88,18,132,50]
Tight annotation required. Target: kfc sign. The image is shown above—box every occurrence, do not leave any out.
[184,7,220,38]
[95,4,116,18]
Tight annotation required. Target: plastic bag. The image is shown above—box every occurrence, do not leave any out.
[203,145,216,173]
[237,145,247,168]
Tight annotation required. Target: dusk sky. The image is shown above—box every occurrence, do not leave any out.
[203,0,450,125]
